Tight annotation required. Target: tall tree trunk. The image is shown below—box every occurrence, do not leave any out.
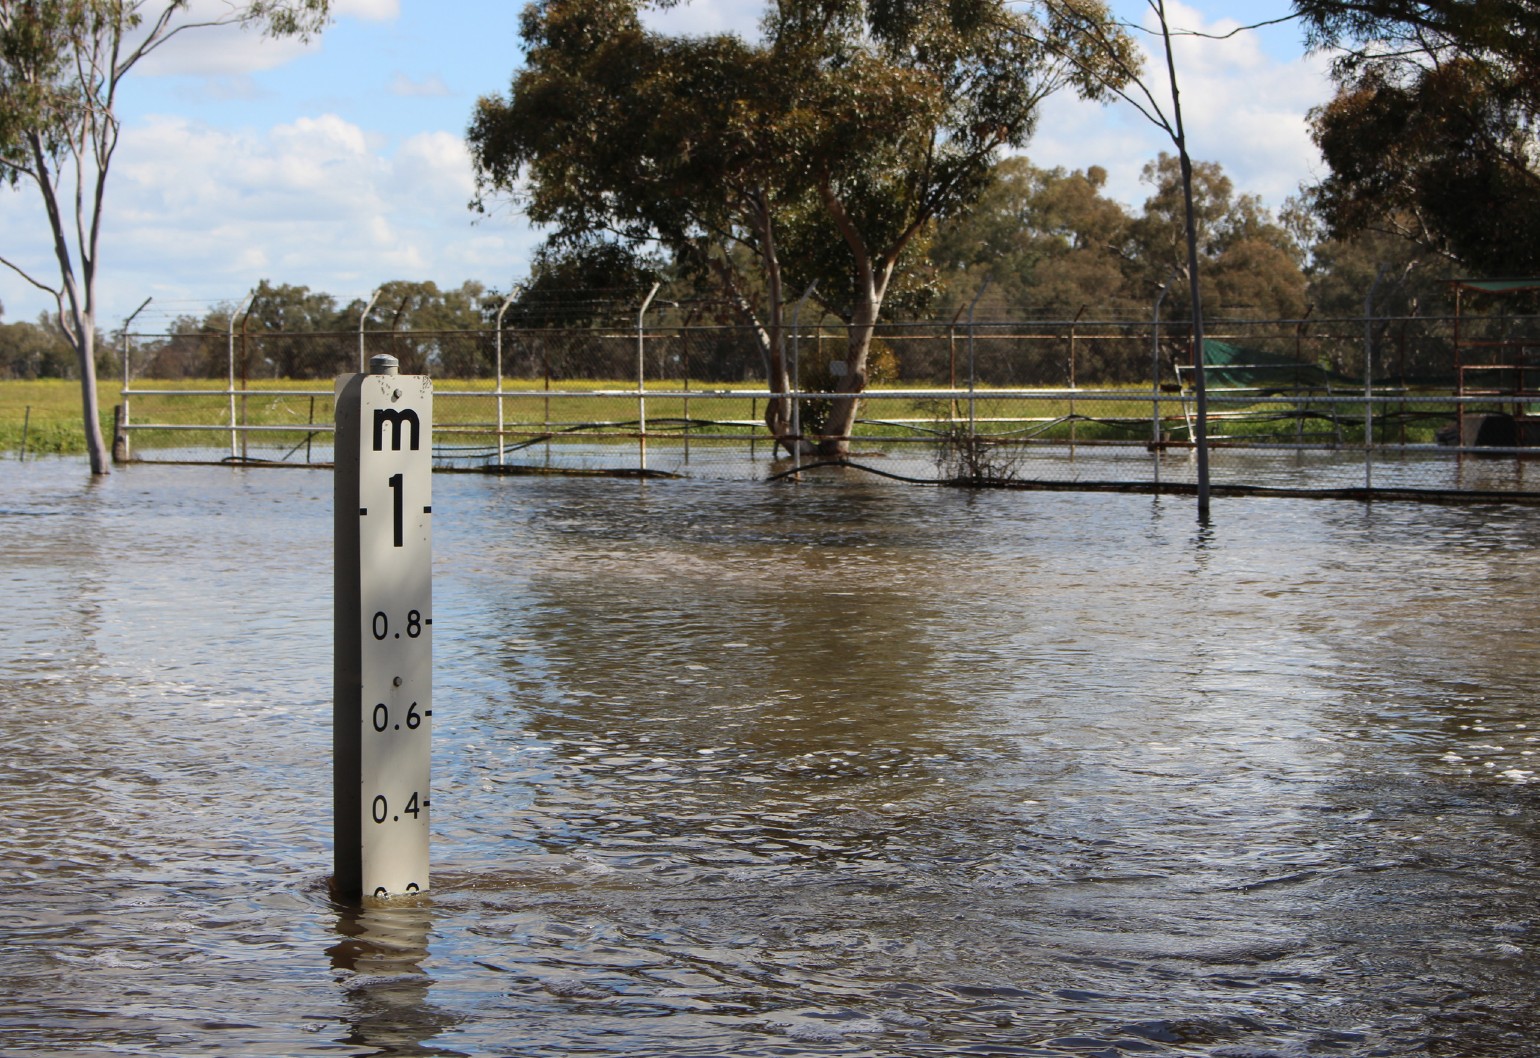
[816,183,892,458]
[760,254,795,454]
[704,240,792,449]
[818,277,880,458]
[1158,0,1209,516]
[740,196,813,456]
[76,321,109,474]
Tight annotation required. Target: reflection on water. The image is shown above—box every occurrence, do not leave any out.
[3,458,1539,1056]
[330,902,466,1057]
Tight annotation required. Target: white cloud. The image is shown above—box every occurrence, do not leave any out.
[1028,1,1330,213]
[10,112,527,321]
[641,0,763,38]
[389,72,453,98]
[135,21,315,78]
[334,0,399,17]
[391,132,477,197]
[133,0,399,79]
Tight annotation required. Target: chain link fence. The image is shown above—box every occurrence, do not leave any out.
[114,312,1540,498]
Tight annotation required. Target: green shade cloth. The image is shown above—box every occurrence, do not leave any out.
[1199,340,1355,391]
[1451,278,1540,294]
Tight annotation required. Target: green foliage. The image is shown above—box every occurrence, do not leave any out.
[361,279,493,376]
[2,0,331,192]
[1302,214,1455,319]
[1298,0,1540,276]
[1293,0,1540,78]
[509,241,663,327]
[130,277,509,380]
[0,314,74,378]
[469,0,1137,445]
[249,280,345,378]
[930,157,1132,317]
[927,154,1306,321]
[1125,154,1306,321]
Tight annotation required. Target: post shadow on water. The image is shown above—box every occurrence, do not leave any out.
[328,898,467,1058]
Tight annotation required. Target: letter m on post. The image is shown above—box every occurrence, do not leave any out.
[374,408,422,451]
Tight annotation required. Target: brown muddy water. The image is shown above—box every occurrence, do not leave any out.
[3,458,1539,1057]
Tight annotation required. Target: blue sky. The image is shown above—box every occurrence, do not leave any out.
[0,0,1328,331]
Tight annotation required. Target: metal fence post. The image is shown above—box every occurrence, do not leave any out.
[495,290,518,466]
[1069,305,1085,455]
[1151,277,1172,488]
[239,298,256,462]
[1364,265,1388,491]
[119,297,150,463]
[637,282,661,471]
[966,276,991,441]
[359,289,380,374]
[791,282,818,474]
[228,290,254,459]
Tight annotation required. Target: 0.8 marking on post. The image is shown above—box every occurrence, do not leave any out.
[356,373,432,899]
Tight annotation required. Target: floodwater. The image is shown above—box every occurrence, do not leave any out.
[3,457,1539,1058]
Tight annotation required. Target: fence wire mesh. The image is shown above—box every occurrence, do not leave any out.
[115,314,1540,497]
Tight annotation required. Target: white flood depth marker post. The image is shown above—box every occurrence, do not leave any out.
[335,354,433,901]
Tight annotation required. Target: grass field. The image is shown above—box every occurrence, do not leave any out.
[1,376,1450,457]
[0,378,776,457]
[0,379,113,456]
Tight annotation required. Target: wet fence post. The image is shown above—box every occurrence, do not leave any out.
[495,290,518,468]
[112,405,128,464]
[334,353,433,902]
[1069,305,1085,456]
[966,276,991,442]
[638,282,661,472]
[791,282,818,474]
[1364,265,1389,491]
[119,297,151,464]
[1151,273,1175,489]
[228,290,254,461]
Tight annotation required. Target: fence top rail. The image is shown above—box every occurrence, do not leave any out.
[123,387,338,397]
[122,384,1485,403]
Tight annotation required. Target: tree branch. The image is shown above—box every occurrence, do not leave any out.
[1125,13,1299,42]
[0,252,62,298]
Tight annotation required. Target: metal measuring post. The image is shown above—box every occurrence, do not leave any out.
[334,354,433,901]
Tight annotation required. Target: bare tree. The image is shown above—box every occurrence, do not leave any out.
[1026,1,1294,515]
[0,1,330,473]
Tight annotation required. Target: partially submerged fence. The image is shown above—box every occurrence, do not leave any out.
[115,314,1540,498]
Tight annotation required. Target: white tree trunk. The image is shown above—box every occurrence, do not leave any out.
[76,320,110,474]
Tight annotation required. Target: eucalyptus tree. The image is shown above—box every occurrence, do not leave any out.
[0,312,74,378]
[1296,0,1540,276]
[0,0,330,474]
[929,154,1306,321]
[929,158,1132,317]
[360,279,493,377]
[469,0,1133,456]
[246,279,345,379]
[1125,153,1306,321]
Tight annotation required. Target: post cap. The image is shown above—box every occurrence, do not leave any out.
[368,354,400,376]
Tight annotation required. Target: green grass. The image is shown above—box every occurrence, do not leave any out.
[0,377,1458,456]
[0,379,114,456]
